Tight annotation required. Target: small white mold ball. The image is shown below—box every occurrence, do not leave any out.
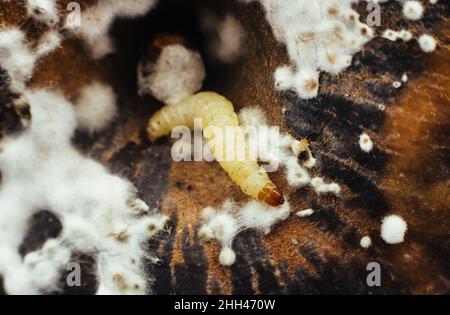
[399,30,413,42]
[274,66,295,90]
[418,34,437,53]
[219,247,236,266]
[294,69,319,99]
[139,44,206,104]
[393,81,402,89]
[296,209,314,218]
[360,236,372,249]
[359,132,374,153]
[402,1,425,21]
[382,30,398,42]
[401,74,408,82]
[75,81,118,133]
[381,215,408,244]
[429,0,438,4]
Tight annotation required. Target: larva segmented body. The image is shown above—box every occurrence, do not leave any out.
[147,92,284,206]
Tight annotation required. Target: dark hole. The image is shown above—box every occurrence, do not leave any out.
[298,150,308,161]
[0,276,5,295]
[59,253,98,295]
[19,210,63,257]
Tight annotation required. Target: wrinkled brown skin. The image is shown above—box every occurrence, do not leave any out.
[0,0,449,295]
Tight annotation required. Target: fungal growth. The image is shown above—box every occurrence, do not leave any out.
[1,0,441,290]
[381,215,408,244]
[201,12,245,63]
[246,0,439,99]
[250,0,374,99]
[0,2,167,294]
[147,92,285,206]
[26,0,59,26]
[68,0,159,59]
[200,107,343,265]
[0,89,168,294]
[74,81,118,133]
[138,35,206,104]
[359,132,374,153]
[199,200,291,266]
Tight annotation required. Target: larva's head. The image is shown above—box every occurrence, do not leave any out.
[258,183,284,207]
[146,117,164,142]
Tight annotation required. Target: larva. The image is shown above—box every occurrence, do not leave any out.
[147,91,284,206]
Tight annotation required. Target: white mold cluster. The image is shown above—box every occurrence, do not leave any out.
[201,12,245,63]
[0,10,165,293]
[0,28,38,91]
[35,30,62,57]
[138,44,206,104]
[244,0,440,99]
[380,2,439,54]
[0,89,167,294]
[69,0,158,59]
[246,0,374,99]
[239,107,340,196]
[75,81,118,133]
[0,27,62,91]
[381,214,408,244]
[199,200,291,266]
[382,29,413,42]
[26,0,59,26]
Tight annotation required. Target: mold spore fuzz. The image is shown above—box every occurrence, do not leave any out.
[418,34,437,53]
[359,132,374,153]
[75,81,118,133]
[69,0,158,59]
[238,107,340,194]
[247,0,374,99]
[381,215,408,244]
[201,12,245,63]
[0,89,167,294]
[26,0,59,26]
[201,200,291,265]
[402,1,425,21]
[138,44,206,104]
[360,236,372,248]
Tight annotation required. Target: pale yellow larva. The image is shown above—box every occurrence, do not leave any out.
[147,91,284,206]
